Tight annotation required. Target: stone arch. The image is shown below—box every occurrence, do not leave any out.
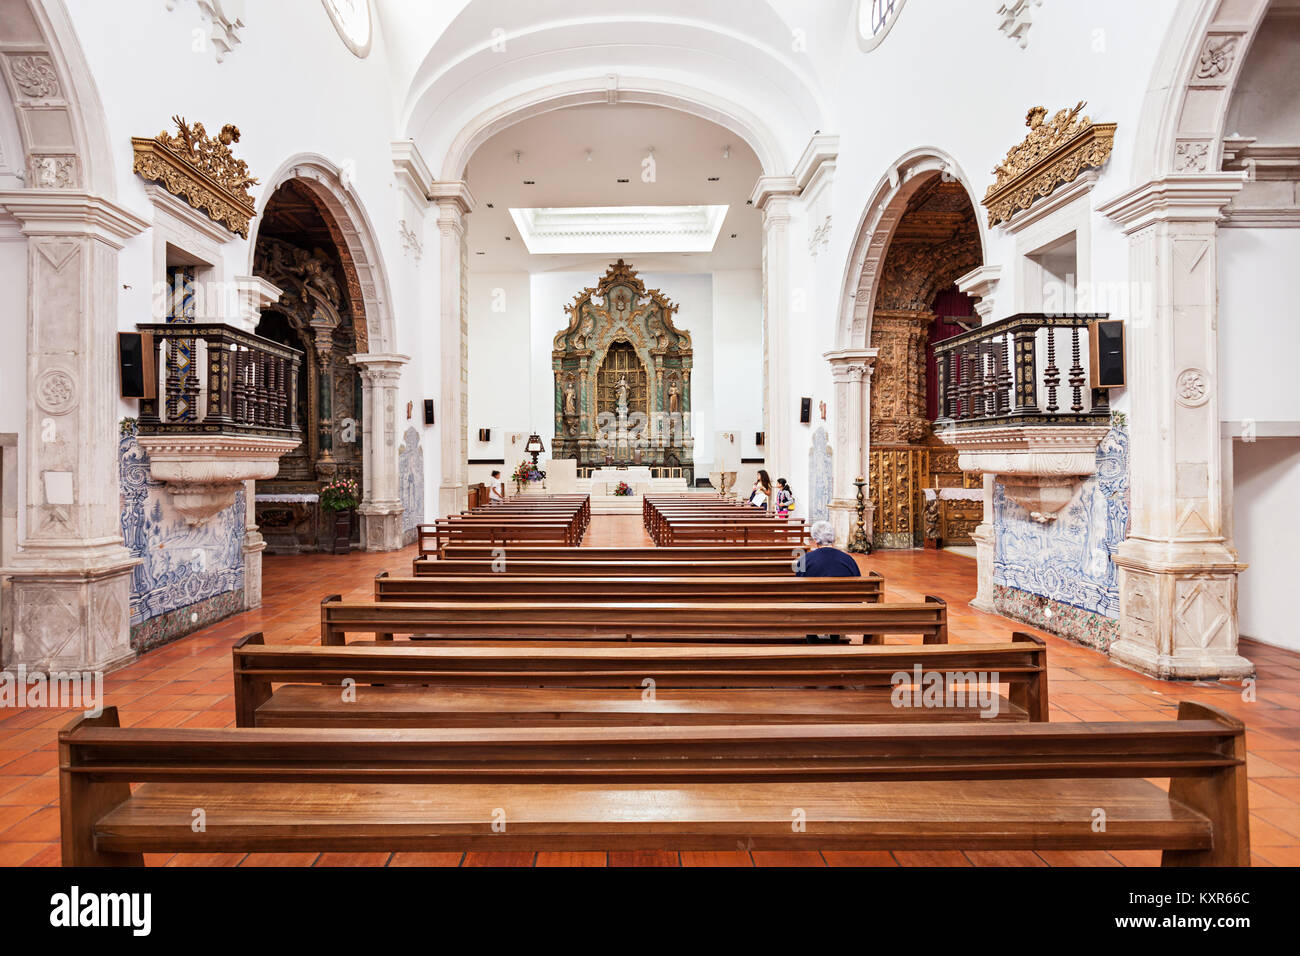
[835,148,987,350]
[250,154,397,356]
[1131,0,1272,179]
[437,77,788,181]
[0,0,114,194]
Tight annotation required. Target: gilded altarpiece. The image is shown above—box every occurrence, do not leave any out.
[551,261,694,482]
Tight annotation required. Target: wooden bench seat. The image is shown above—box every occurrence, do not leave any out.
[253,685,1025,727]
[438,545,805,563]
[234,632,1047,727]
[319,595,948,645]
[375,571,885,604]
[59,702,1249,865]
[412,558,814,576]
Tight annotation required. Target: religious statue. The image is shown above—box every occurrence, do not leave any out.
[668,382,680,414]
[563,382,577,417]
[616,374,629,412]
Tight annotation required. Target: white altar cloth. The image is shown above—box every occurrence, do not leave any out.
[590,467,652,494]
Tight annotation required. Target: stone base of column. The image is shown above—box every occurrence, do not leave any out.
[970,522,996,613]
[242,531,266,610]
[358,503,405,552]
[829,498,873,551]
[4,557,136,672]
[438,483,466,519]
[1110,543,1253,680]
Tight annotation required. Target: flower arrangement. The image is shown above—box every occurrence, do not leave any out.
[511,460,544,484]
[319,477,360,512]
[613,481,634,496]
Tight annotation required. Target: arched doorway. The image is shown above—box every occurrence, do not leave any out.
[250,180,367,552]
[864,175,983,549]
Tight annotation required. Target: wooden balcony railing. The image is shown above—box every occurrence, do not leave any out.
[136,323,302,440]
[932,313,1111,429]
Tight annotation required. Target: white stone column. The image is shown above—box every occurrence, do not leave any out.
[1098,175,1252,679]
[751,176,800,477]
[430,181,474,517]
[955,265,1002,612]
[350,353,409,550]
[0,191,149,671]
[824,348,876,546]
[233,276,282,608]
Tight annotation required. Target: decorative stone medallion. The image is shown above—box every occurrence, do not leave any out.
[1175,367,1210,408]
[34,368,77,415]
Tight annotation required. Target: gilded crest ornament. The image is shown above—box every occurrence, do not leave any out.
[132,116,259,237]
[983,102,1116,227]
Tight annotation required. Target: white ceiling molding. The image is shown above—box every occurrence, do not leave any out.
[165,0,246,64]
[996,0,1041,49]
[508,204,729,256]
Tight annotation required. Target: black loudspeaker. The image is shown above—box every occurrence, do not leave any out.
[799,397,811,424]
[478,428,491,442]
[755,431,765,447]
[424,399,435,425]
[1089,320,1125,388]
[118,332,155,399]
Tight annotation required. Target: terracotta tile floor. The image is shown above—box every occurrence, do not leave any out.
[2,514,1296,867]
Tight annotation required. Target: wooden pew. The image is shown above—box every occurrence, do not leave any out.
[375,570,885,604]
[233,631,1048,728]
[438,545,806,563]
[59,701,1249,865]
[412,557,812,577]
[319,594,948,646]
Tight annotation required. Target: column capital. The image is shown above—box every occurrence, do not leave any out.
[749,175,799,216]
[233,275,284,333]
[391,139,434,209]
[350,352,410,382]
[429,180,476,217]
[0,189,150,248]
[1097,173,1245,234]
[823,347,878,382]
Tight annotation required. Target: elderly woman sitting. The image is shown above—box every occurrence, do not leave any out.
[796,520,862,578]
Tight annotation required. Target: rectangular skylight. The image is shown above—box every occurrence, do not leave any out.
[508,204,729,255]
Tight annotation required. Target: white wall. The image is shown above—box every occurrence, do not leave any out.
[1234,438,1300,652]
[1219,228,1300,425]
[467,272,531,463]
[467,268,763,479]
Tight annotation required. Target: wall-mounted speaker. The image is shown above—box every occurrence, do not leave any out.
[118,332,155,400]
[799,397,811,424]
[423,399,435,425]
[755,431,765,447]
[1089,319,1125,388]
[478,428,491,442]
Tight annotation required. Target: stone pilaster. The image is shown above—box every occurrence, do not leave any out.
[430,181,474,517]
[0,190,149,671]
[751,176,799,476]
[955,265,1001,612]
[1098,174,1252,679]
[824,348,876,547]
[242,478,264,610]
[350,353,409,550]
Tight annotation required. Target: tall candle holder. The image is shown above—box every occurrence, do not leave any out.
[847,475,872,553]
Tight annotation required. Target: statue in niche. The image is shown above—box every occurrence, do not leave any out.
[563,382,577,417]
[616,375,630,415]
[668,382,680,414]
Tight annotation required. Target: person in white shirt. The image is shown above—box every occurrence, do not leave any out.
[488,469,505,502]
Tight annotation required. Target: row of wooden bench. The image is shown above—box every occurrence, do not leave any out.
[417,494,592,555]
[643,495,807,546]
[57,532,1251,866]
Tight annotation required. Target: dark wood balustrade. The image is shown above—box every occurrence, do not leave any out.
[933,313,1111,429]
[136,323,302,440]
